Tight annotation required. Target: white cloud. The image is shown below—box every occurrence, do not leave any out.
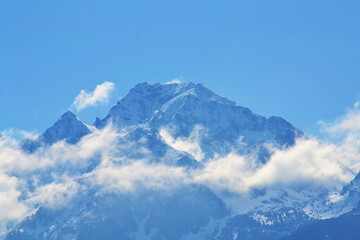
[4,100,360,231]
[246,138,352,189]
[28,177,81,209]
[0,173,29,230]
[193,152,256,193]
[0,128,39,141]
[72,81,115,111]
[88,161,187,193]
[193,137,356,194]
[165,77,182,85]
[319,102,360,135]
[0,125,119,174]
[0,125,120,231]
[159,125,205,161]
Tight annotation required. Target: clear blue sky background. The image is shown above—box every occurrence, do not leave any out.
[1,0,360,136]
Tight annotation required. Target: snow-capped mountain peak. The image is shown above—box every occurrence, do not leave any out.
[40,110,91,145]
[22,111,91,152]
[95,82,234,127]
[95,82,302,160]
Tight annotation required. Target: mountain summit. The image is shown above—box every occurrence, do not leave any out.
[96,82,301,140]
[22,111,91,152]
[95,82,231,128]
[95,82,302,160]
[41,111,91,145]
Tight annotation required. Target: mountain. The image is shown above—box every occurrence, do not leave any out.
[96,82,302,143]
[5,81,354,240]
[39,111,91,145]
[282,172,360,240]
[22,111,92,152]
[281,211,360,240]
[95,82,302,161]
[6,186,229,240]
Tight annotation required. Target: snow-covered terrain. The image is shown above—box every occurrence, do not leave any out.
[2,82,360,240]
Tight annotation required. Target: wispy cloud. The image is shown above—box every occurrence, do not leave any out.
[0,125,119,174]
[89,161,187,193]
[319,102,360,136]
[28,177,81,209]
[165,77,183,85]
[72,81,115,112]
[0,173,28,224]
[159,125,205,161]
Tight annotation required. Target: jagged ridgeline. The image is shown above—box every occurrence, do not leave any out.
[6,82,357,240]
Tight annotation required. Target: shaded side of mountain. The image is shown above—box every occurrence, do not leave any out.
[22,111,91,152]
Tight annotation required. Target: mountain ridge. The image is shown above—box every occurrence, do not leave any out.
[22,111,91,152]
[93,82,302,161]
[9,81,356,240]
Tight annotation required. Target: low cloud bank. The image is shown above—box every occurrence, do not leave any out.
[2,102,360,232]
[0,173,28,226]
[195,137,354,193]
[0,125,119,230]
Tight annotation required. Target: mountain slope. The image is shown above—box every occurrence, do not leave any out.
[6,186,229,240]
[96,82,302,161]
[282,172,360,240]
[6,82,323,240]
[22,111,91,152]
[282,211,360,240]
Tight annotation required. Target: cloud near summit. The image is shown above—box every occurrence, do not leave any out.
[72,81,115,111]
[3,95,360,233]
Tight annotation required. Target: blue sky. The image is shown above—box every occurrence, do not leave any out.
[1,0,360,135]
